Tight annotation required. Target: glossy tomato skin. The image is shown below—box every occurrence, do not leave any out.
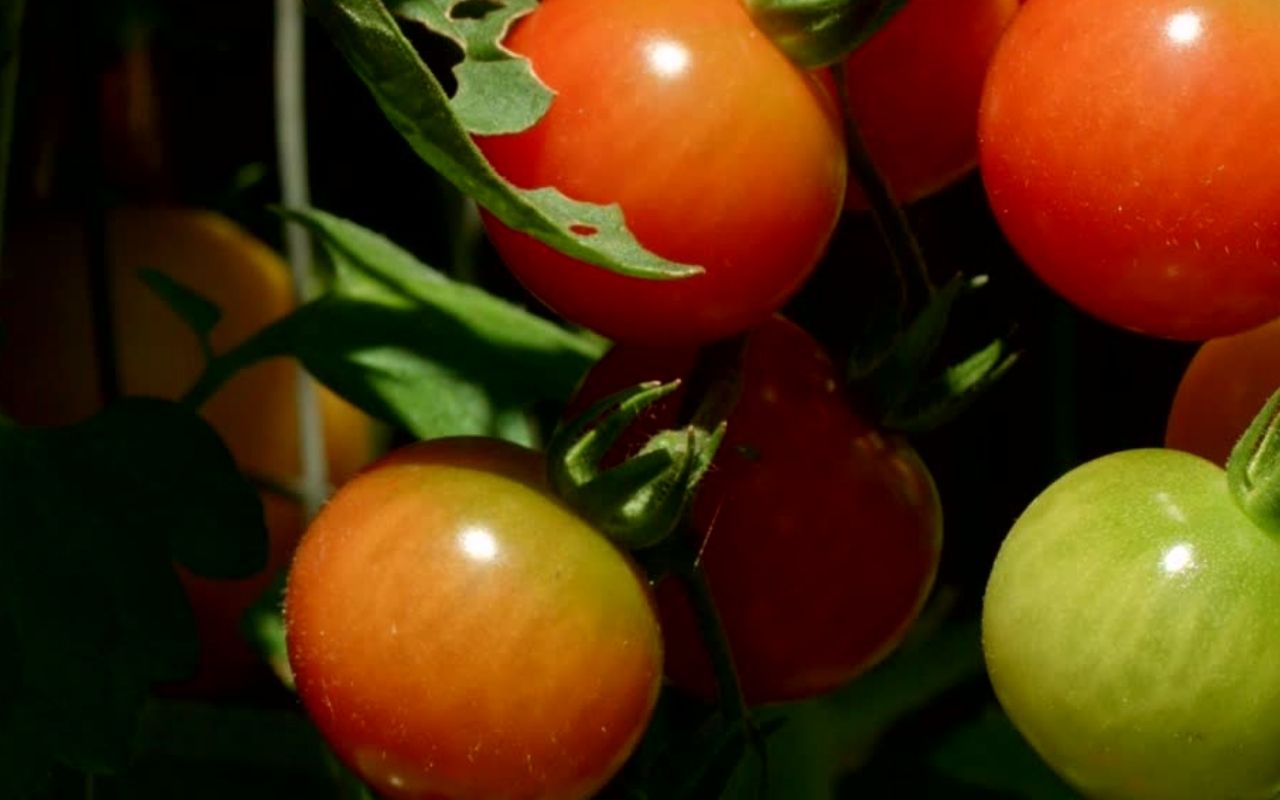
[843,0,1019,207]
[1167,316,1280,466]
[571,317,941,704]
[475,0,847,345]
[984,450,1280,799]
[285,437,663,800]
[979,0,1280,340]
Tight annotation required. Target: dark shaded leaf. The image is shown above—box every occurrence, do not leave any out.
[0,400,267,793]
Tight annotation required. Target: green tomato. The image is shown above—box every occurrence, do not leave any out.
[983,449,1280,800]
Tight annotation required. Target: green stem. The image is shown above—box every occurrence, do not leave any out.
[1227,389,1280,536]
[0,0,25,274]
[181,315,295,410]
[676,556,749,725]
[832,68,934,316]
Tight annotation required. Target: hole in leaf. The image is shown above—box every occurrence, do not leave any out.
[569,223,598,237]
[450,0,504,20]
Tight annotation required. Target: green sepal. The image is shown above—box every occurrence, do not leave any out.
[1227,388,1280,537]
[851,274,1017,434]
[744,0,909,68]
[547,381,725,550]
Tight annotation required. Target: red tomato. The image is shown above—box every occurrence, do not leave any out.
[571,317,942,704]
[843,0,1019,207]
[285,438,663,799]
[979,0,1280,340]
[1167,316,1280,466]
[475,0,847,345]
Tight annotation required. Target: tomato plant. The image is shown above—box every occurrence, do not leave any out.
[983,448,1280,799]
[978,0,1280,340]
[474,0,847,345]
[0,208,375,696]
[842,0,1018,207]
[1167,316,1280,466]
[284,437,664,800]
[571,317,942,704]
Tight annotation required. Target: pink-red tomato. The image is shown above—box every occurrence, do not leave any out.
[285,437,663,800]
[843,0,1019,207]
[570,317,942,704]
[979,0,1280,340]
[1167,316,1280,466]
[475,0,847,345]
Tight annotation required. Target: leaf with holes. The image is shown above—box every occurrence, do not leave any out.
[390,0,548,135]
[304,0,699,280]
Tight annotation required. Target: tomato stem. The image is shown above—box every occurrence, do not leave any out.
[0,0,25,275]
[832,68,934,313]
[676,556,750,725]
[1227,388,1280,536]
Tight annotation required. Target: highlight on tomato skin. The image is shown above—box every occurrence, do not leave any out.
[983,449,1280,799]
[842,0,1020,208]
[474,0,847,346]
[1166,315,1280,467]
[978,0,1280,341]
[569,316,943,704]
[284,437,664,800]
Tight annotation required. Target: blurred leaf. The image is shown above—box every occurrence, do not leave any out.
[138,268,222,353]
[930,705,1078,799]
[741,618,986,800]
[118,699,368,799]
[272,208,603,440]
[0,400,267,796]
[390,0,548,135]
[304,0,699,279]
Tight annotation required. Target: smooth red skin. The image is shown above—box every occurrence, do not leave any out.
[571,318,942,704]
[475,0,846,345]
[285,438,663,800]
[843,0,1019,207]
[979,0,1280,340]
[1167,316,1280,466]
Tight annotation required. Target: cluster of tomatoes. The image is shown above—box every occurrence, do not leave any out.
[289,0,1280,797]
[17,0,1254,797]
[284,0,1014,796]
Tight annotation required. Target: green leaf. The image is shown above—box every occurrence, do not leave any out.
[744,0,911,68]
[930,705,1077,799]
[304,0,700,280]
[0,399,267,795]
[272,208,604,439]
[390,0,548,135]
[883,337,1020,433]
[137,267,223,357]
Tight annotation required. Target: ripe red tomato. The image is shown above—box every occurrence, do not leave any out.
[842,0,1019,207]
[475,0,847,345]
[571,317,942,704]
[284,437,663,800]
[978,0,1280,340]
[1167,316,1280,466]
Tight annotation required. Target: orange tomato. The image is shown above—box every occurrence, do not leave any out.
[0,207,377,695]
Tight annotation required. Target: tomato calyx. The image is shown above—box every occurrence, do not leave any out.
[547,371,732,549]
[1227,388,1280,537]
[744,0,909,68]
[850,273,1018,434]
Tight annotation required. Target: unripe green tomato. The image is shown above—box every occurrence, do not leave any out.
[983,450,1280,799]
